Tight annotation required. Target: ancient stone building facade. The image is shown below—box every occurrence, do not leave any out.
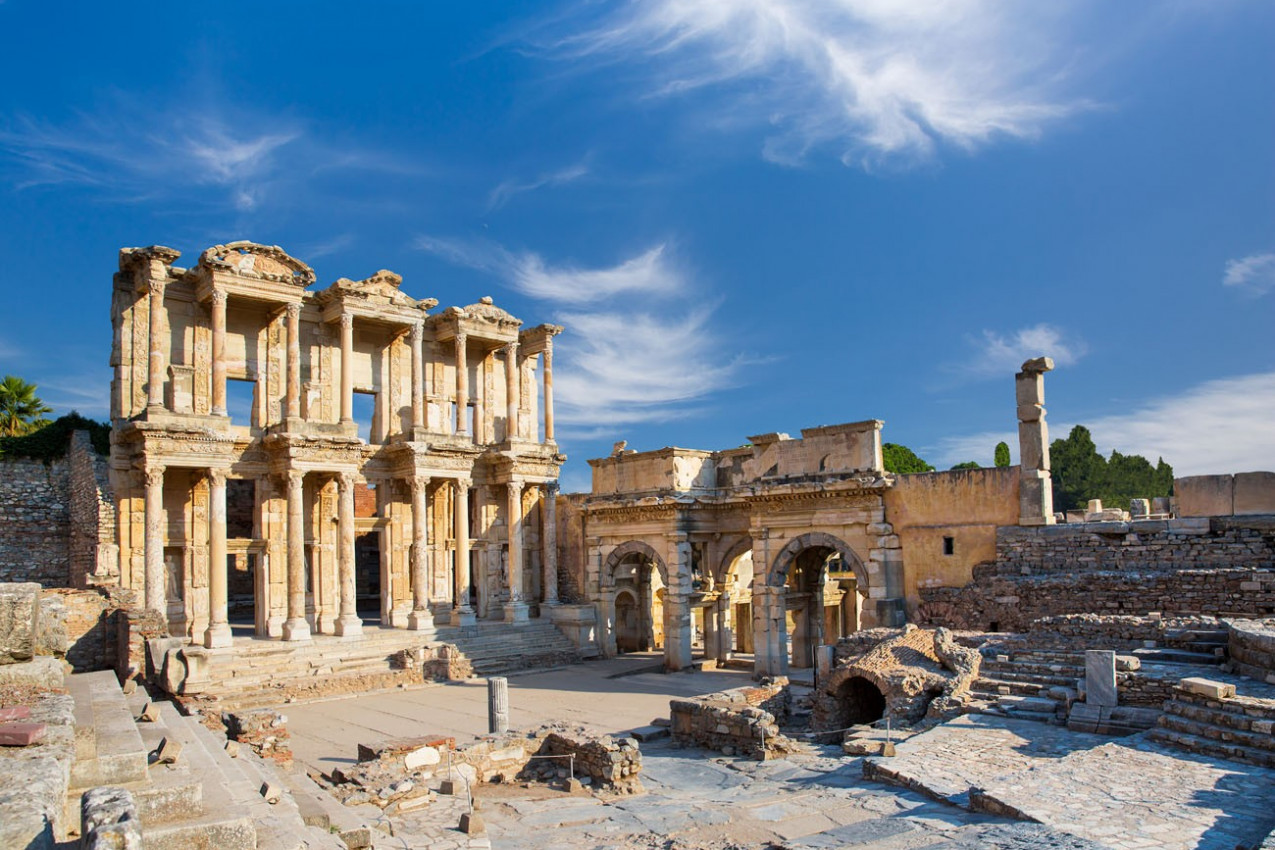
[109,241,563,647]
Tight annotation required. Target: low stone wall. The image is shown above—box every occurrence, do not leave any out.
[1228,619,1275,681]
[0,458,70,586]
[224,708,293,768]
[670,678,792,759]
[1028,614,1226,652]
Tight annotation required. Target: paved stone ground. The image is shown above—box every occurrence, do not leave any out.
[870,714,1275,850]
[279,660,1274,849]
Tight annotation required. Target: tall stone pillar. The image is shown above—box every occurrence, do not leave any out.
[143,466,167,617]
[542,343,554,443]
[146,280,167,411]
[488,677,510,734]
[285,302,302,421]
[410,321,425,436]
[453,479,476,626]
[717,596,733,663]
[504,480,528,623]
[210,289,228,417]
[541,482,559,606]
[408,476,433,630]
[1016,356,1056,526]
[503,342,519,441]
[283,471,311,641]
[204,469,232,648]
[454,332,469,436]
[340,313,354,426]
[335,472,362,637]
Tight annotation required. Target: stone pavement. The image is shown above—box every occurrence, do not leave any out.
[867,714,1275,850]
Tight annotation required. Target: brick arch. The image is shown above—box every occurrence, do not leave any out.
[767,531,867,590]
[603,540,669,588]
[716,536,754,585]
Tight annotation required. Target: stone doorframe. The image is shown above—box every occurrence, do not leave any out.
[595,539,695,671]
[753,532,868,677]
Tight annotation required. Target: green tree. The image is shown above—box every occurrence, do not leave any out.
[950,461,981,470]
[883,442,935,474]
[0,375,52,437]
[994,441,1011,468]
[1048,424,1174,512]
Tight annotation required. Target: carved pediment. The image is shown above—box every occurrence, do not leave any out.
[198,242,316,286]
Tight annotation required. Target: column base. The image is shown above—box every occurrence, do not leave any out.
[335,615,363,638]
[454,607,477,627]
[407,609,435,630]
[503,602,530,624]
[203,622,233,649]
[282,618,312,642]
[266,616,285,639]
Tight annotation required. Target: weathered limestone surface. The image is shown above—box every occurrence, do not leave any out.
[670,679,793,759]
[0,460,70,586]
[0,582,41,663]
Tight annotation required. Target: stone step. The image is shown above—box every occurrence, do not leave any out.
[970,677,1047,697]
[1158,710,1275,754]
[1148,727,1275,769]
[277,768,384,849]
[67,671,149,790]
[1164,696,1275,733]
[1132,647,1223,666]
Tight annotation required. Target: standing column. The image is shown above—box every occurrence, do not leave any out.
[286,302,302,421]
[143,466,167,617]
[541,482,559,606]
[504,480,528,623]
[503,342,519,442]
[146,280,167,411]
[410,321,425,436]
[204,469,232,647]
[1017,356,1057,526]
[210,290,228,417]
[282,471,311,641]
[335,472,362,637]
[340,313,354,426]
[453,479,476,626]
[542,343,554,442]
[408,476,433,630]
[454,332,469,435]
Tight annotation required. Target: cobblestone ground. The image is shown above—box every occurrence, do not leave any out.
[871,714,1275,850]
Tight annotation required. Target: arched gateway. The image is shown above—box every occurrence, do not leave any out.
[598,540,696,671]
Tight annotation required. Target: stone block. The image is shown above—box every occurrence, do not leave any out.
[0,582,41,664]
[0,722,46,746]
[1129,499,1150,519]
[1085,650,1117,707]
[1179,677,1236,699]
[82,786,141,850]
[459,812,485,834]
[1175,475,1234,518]
[137,702,161,723]
[1234,471,1275,516]
[404,745,440,769]
[0,706,31,723]
[154,737,181,765]
[1151,496,1172,515]
[628,725,669,742]
[260,781,282,804]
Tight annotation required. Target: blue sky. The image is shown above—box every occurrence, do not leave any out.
[0,1,1271,491]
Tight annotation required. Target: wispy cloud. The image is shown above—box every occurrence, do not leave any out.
[487,158,590,211]
[418,235,743,435]
[0,93,401,213]
[416,236,682,304]
[540,1,1094,168]
[930,372,1275,476]
[954,323,1086,380]
[1223,252,1275,296]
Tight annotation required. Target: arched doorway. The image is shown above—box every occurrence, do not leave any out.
[759,532,869,676]
[832,675,887,728]
[601,541,691,670]
[614,588,643,652]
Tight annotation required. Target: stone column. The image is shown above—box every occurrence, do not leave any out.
[503,342,519,441]
[335,472,362,637]
[504,480,528,623]
[1016,356,1056,526]
[282,471,311,641]
[703,602,719,662]
[408,476,433,630]
[717,596,733,663]
[143,466,167,617]
[204,469,232,648]
[541,482,559,606]
[340,313,354,426]
[454,332,469,436]
[488,677,510,734]
[542,342,554,442]
[410,321,425,436]
[146,280,167,411]
[210,289,228,417]
[453,479,476,626]
[286,302,302,421]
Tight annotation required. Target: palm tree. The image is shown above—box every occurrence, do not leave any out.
[0,375,53,437]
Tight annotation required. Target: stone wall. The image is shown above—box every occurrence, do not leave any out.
[1228,619,1275,681]
[0,458,70,586]
[67,431,116,588]
[669,679,793,759]
[1177,472,1275,518]
[555,493,589,604]
[917,518,1275,631]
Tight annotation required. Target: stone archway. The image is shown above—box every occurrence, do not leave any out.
[754,532,869,677]
[599,540,692,670]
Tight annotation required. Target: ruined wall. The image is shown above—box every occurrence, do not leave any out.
[556,492,589,603]
[670,679,792,759]
[68,431,116,587]
[917,518,1275,631]
[1177,472,1275,518]
[885,466,1018,615]
[0,458,70,585]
